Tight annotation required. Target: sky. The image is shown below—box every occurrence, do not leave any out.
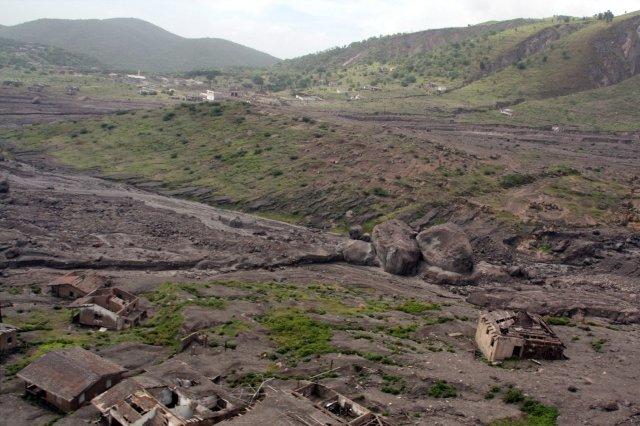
[0,0,638,59]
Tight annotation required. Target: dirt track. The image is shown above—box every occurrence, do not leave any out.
[0,88,167,126]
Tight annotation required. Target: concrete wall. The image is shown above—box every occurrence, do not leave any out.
[77,305,121,330]
[475,318,524,362]
[0,330,19,353]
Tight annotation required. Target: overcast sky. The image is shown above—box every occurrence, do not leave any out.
[1,0,638,58]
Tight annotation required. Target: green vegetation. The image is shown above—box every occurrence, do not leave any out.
[494,391,559,426]
[428,380,458,398]
[260,309,334,359]
[395,300,440,314]
[381,374,407,395]
[503,387,526,404]
[590,338,607,352]
[0,18,278,72]
[544,316,572,326]
[501,173,536,189]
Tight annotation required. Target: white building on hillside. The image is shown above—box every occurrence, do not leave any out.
[200,90,215,101]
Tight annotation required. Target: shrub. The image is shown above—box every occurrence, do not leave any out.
[503,387,525,404]
[591,338,607,352]
[545,316,571,326]
[428,380,457,398]
[500,173,535,188]
[372,186,389,197]
[521,398,559,424]
[381,375,406,395]
[162,111,176,121]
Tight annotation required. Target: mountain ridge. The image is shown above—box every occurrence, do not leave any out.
[0,18,280,72]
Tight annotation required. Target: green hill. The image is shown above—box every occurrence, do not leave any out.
[452,12,640,103]
[0,37,103,70]
[0,18,279,72]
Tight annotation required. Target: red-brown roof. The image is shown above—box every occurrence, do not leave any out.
[17,347,126,401]
[48,271,106,295]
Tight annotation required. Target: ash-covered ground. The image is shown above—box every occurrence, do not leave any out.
[1,158,639,425]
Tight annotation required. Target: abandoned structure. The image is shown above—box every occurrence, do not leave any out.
[47,271,107,299]
[17,347,126,412]
[69,287,146,330]
[476,310,565,362]
[0,323,19,353]
[92,367,240,425]
[200,89,215,101]
[292,382,389,425]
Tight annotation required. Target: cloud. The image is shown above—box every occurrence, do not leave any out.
[1,0,638,58]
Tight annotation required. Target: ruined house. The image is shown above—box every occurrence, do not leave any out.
[292,382,389,426]
[47,271,107,299]
[92,374,239,425]
[0,323,19,353]
[475,310,565,362]
[69,287,146,330]
[17,347,126,412]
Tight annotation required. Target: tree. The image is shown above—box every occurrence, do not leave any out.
[251,74,264,86]
[604,10,614,22]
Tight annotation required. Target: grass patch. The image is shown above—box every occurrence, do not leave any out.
[261,309,334,359]
[395,300,440,315]
[544,316,572,326]
[381,374,406,395]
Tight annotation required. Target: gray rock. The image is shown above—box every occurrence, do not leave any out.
[229,216,243,228]
[416,222,474,274]
[348,225,364,240]
[340,240,378,266]
[372,219,421,275]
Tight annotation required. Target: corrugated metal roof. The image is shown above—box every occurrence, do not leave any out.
[17,347,126,401]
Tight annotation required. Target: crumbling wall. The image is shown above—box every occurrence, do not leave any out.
[475,317,524,362]
[76,305,120,330]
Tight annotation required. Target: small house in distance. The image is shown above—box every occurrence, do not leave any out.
[48,271,108,299]
[200,89,215,101]
[476,310,565,362]
[69,287,146,331]
[17,347,126,412]
[0,323,19,353]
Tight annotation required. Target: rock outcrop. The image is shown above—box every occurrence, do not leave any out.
[372,220,421,275]
[340,240,378,266]
[0,177,8,194]
[416,223,474,274]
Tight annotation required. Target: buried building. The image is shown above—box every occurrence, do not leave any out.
[292,382,389,426]
[69,287,147,330]
[475,310,565,362]
[92,367,241,425]
[47,271,108,299]
[17,347,126,412]
[0,323,19,354]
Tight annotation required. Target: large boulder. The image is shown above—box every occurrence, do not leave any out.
[348,225,364,240]
[372,220,421,275]
[340,240,378,266]
[0,178,8,194]
[416,223,474,274]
